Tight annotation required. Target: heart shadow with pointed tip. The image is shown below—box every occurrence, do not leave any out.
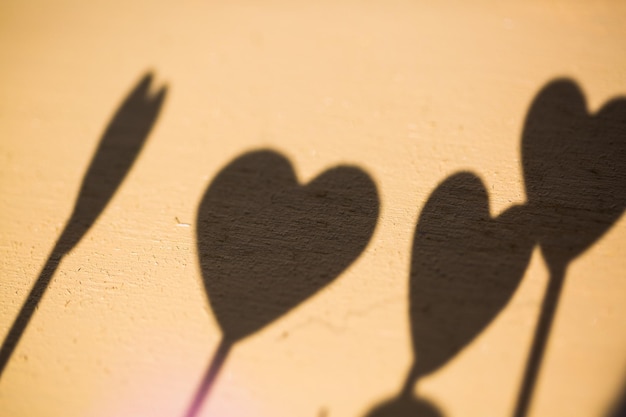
[409,172,534,380]
[363,172,534,417]
[522,79,626,271]
[186,149,379,417]
[198,149,380,342]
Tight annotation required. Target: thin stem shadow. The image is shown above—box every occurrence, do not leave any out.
[184,339,232,417]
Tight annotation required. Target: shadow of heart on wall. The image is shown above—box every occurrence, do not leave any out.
[364,172,534,417]
[186,149,380,417]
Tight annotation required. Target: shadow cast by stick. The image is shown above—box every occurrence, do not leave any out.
[0,73,167,379]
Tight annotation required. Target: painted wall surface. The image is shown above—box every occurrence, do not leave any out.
[1,1,625,417]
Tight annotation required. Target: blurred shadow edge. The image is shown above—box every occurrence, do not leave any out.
[607,379,626,417]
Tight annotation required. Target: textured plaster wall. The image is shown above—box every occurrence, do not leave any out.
[0,1,625,417]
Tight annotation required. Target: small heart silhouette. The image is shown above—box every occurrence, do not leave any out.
[197,149,379,342]
[409,172,533,379]
[362,172,534,417]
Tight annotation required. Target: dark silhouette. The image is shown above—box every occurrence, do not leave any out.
[187,150,379,417]
[364,173,534,417]
[605,378,626,417]
[366,394,442,417]
[0,73,167,379]
[514,80,626,417]
[607,379,626,417]
[409,173,533,380]
[363,79,625,417]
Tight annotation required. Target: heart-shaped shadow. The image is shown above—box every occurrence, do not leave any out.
[187,149,379,416]
[365,394,443,417]
[363,172,534,417]
[409,172,533,380]
[522,79,626,271]
[514,80,626,417]
[197,150,380,342]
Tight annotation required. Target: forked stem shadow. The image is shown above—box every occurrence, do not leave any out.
[0,73,166,379]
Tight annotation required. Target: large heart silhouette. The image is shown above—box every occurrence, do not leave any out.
[197,149,379,342]
[186,149,379,417]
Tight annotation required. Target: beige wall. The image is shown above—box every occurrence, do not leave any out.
[1,1,625,416]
